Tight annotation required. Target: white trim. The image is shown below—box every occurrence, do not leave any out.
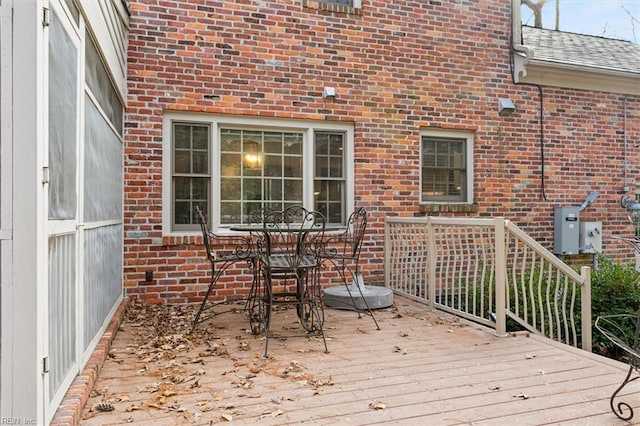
[419,128,474,205]
[162,113,354,234]
[76,0,129,100]
[515,61,640,96]
[511,0,640,95]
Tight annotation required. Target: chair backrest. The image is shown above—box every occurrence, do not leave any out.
[260,205,326,269]
[196,205,252,263]
[347,207,367,259]
[195,205,215,262]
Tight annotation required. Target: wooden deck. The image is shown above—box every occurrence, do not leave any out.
[79,296,639,425]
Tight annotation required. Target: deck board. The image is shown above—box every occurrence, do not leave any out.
[79,297,639,425]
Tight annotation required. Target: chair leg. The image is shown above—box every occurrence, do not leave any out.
[609,364,640,421]
[328,261,381,330]
[348,269,381,330]
[248,270,270,336]
[191,265,217,333]
[262,273,274,358]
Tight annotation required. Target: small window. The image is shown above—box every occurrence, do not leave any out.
[172,123,211,230]
[420,130,473,204]
[303,0,362,13]
[314,132,346,224]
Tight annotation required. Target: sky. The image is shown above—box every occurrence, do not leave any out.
[521,0,640,43]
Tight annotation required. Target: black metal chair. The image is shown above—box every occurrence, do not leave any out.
[252,205,328,357]
[594,235,640,420]
[317,207,380,329]
[244,206,275,335]
[191,205,255,333]
[595,313,640,421]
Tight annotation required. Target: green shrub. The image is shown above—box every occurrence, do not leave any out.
[591,255,640,359]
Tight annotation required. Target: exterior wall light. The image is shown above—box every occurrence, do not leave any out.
[498,98,516,115]
[323,86,336,99]
[621,195,640,226]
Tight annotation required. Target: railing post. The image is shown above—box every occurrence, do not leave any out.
[494,218,507,336]
[427,218,435,311]
[580,265,592,352]
[384,217,390,288]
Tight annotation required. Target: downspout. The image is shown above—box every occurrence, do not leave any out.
[623,97,629,192]
[510,0,548,200]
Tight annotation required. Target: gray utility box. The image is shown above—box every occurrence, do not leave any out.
[579,221,602,254]
[554,206,580,255]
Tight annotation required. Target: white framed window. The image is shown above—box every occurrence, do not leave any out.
[317,0,361,6]
[163,114,354,233]
[420,129,474,204]
[303,0,362,12]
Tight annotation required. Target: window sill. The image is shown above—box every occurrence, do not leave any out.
[419,203,478,214]
[303,0,362,15]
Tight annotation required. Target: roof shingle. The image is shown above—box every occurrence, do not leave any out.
[522,25,640,75]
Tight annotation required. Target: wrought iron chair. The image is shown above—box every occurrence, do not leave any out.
[191,205,255,332]
[317,207,380,329]
[595,312,640,421]
[253,205,328,357]
[594,235,640,420]
[245,206,275,335]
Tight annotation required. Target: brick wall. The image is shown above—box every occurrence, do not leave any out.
[124,0,640,303]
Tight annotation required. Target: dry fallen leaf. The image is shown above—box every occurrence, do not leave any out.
[95,402,114,412]
[260,409,284,419]
[392,346,408,355]
[369,401,387,410]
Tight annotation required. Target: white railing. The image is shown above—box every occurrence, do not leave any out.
[384,217,591,351]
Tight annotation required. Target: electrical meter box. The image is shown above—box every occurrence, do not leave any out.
[554,207,580,255]
[579,221,602,253]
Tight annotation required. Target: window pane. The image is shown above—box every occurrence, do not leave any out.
[193,126,209,149]
[243,178,262,201]
[173,124,209,175]
[221,129,241,151]
[283,180,302,201]
[317,0,352,5]
[283,134,303,155]
[49,9,78,220]
[174,151,190,174]
[221,153,241,176]
[175,202,191,224]
[264,155,282,177]
[314,132,345,224]
[265,178,283,201]
[175,177,190,199]
[219,128,304,224]
[264,133,282,154]
[172,117,210,232]
[283,156,302,177]
[421,135,467,202]
[193,150,208,174]
[85,30,123,134]
[84,96,122,222]
[220,202,241,224]
[175,125,191,149]
[221,178,240,200]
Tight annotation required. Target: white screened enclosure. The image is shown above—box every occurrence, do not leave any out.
[45,0,127,419]
[0,0,131,422]
[46,0,126,418]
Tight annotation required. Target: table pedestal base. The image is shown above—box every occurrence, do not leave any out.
[323,283,393,310]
